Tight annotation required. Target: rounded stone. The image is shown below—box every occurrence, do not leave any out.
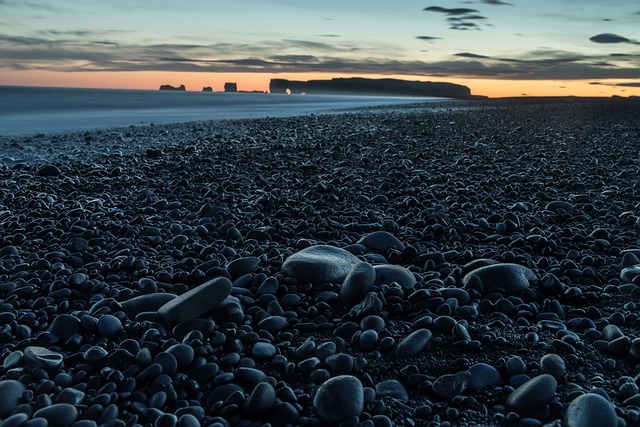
[340,262,376,305]
[374,264,417,289]
[282,245,360,284]
[540,354,566,377]
[49,314,81,342]
[357,231,405,253]
[120,293,177,318]
[0,380,26,418]
[621,265,640,284]
[226,256,261,280]
[23,346,64,369]
[33,403,78,426]
[158,277,232,326]
[468,363,501,391]
[313,375,364,424]
[96,314,122,337]
[462,263,536,295]
[432,371,472,398]
[506,374,557,414]
[375,379,409,402]
[395,329,432,358]
[564,393,617,427]
[244,382,276,417]
[252,342,277,358]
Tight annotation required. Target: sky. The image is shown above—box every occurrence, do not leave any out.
[0,0,639,97]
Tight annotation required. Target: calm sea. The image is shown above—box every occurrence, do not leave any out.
[0,86,445,136]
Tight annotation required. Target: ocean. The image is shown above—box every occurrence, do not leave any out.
[0,86,446,136]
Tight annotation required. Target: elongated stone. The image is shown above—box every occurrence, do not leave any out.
[158,277,232,326]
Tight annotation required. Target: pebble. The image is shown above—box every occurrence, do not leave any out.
[540,354,566,377]
[564,393,617,427]
[506,374,557,414]
[244,382,276,417]
[33,403,78,426]
[48,313,81,342]
[282,245,360,284]
[23,346,64,369]
[376,379,409,401]
[395,329,432,358]
[226,256,260,279]
[252,342,277,358]
[462,263,536,295]
[120,293,177,318]
[157,277,232,326]
[0,380,26,418]
[340,262,376,305]
[374,264,417,289]
[313,375,364,423]
[357,231,405,253]
[468,363,501,391]
[97,314,122,336]
[432,371,472,398]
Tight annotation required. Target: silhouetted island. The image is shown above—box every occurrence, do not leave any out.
[202,86,213,92]
[270,77,477,99]
[224,83,238,93]
[159,84,186,91]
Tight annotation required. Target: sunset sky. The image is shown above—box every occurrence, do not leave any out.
[0,0,639,97]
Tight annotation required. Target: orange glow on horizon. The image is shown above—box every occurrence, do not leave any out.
[1,70,638,98]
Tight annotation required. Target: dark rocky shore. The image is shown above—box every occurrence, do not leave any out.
[1,97,640,427]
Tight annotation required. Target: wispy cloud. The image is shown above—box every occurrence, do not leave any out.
[423,5,488,30]
[480,0,513,5]
[416,36,441,41]
[591,81,640,88]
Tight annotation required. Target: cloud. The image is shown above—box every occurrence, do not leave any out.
[424,6,479,15]
[424,5,488,30]
[455,52,490,59]
[590,81,640,88]
[480,0,513,5]
[1,32,639,81]
[416,36,441,41]
[589,33,638,44]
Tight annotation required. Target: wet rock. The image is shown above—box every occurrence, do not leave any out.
[313,375,364,424]
[395,329,432,358]
[462,263,536,295]
[374,264,417,289]
[357,231,405,253]
[0,380,25,418]
[24,346,64,369]
[340,262,376,306]
[157,277,232,326]
[564,393,617,427]
[432,371,471,399]
[468,363,501,391]
[506,374,557,414]
[33,403,78,426]
[282,245,360,284]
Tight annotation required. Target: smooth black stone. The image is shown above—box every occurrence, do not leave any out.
[468,363,501,391]
[564,393,617,427]
[243,382,276,417]
[506,374,557,414]
[375,379,409,402]
[340,262,376,306]
[23,346,64,369]
[282,245,360,285]
[165,344,195,368]
[0,380,26,418]
[313,375,364,423]
[120,293,177,318]
[158,277,232,326]
[432,371,471,399]
[540,354,566,377]
[395,329,432,358]
[33,403,78,426]
[226,256,261,280]
[97,314,122,337]
[373,265,417,289]
[357,231,405,253]
[462,263,536,295]
[49,314,81,342]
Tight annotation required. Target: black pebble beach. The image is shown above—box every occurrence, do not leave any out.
[1,97,640,427]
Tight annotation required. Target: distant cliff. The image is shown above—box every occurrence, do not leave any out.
[159,84,186,91]
[269,77,475,99]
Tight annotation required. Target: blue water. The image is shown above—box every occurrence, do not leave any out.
[0,86,447,136]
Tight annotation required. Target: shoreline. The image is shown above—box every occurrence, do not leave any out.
[1,97,640,426]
